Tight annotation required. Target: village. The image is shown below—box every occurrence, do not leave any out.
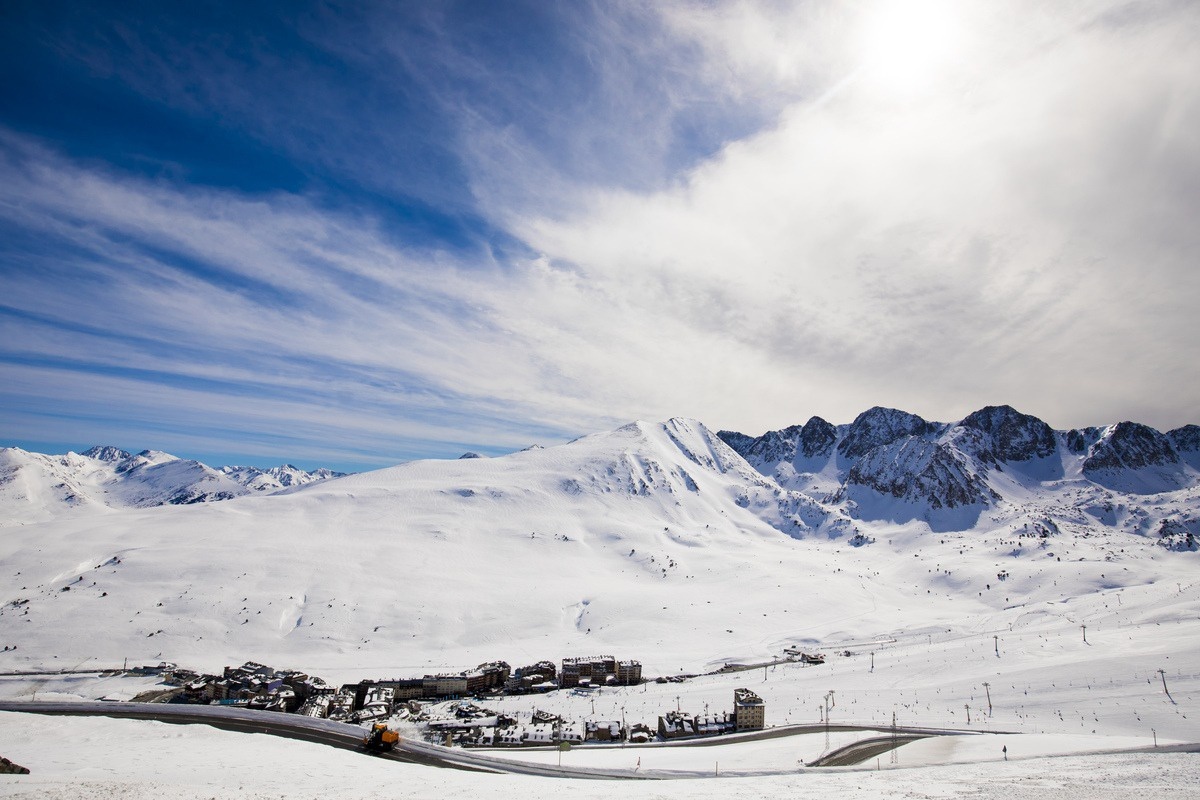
[136,653,775,748]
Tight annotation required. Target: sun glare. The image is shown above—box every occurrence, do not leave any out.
[857,0,966,96]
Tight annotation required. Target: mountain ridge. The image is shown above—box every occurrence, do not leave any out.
[0,445,347,526]
[0,410,1196,679]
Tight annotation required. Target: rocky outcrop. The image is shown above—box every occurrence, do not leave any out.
[959,405,1056,462]
[81,445,132,463]
[838,436,995,509]
[0,755,29,774]
[838,407,938,460]
[1082,422,1179,473]
[797,416,837,459]
[720,416,837,466]
[745,425,803,464]
[1168,425,1200,470]
[1168,424,1200,452]
[716,430,754,457]
[1066,427,1104,454]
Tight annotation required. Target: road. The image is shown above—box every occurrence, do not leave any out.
[807,733,932,766]
[13,700,1187,777]
[0,700,662,780]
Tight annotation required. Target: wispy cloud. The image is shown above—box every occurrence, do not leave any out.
[1,0,1197,470]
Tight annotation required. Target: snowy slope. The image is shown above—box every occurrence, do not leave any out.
[1,413,1198,786]
[0,419,852,674]
[0,414,1194,680]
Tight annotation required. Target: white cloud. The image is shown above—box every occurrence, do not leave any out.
[486,0,1200,432]
[3,0,1198,467]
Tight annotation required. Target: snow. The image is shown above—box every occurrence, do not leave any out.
[1,414,1198,795]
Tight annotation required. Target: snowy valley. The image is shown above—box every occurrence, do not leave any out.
[1,406,1198,794]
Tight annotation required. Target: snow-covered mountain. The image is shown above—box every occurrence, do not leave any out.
[0,409,1196,684]
[719,404,1200,537]
[0,446,345,526]
[219,463,346,493]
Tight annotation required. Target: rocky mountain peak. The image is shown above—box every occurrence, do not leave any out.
[840,436,996,510]
[1082,422,1179,473]
[745,425,803,464]
[958,405,1056,462]
[1168,425,1200,452]
[798,416,837,459]
[81,445,132,463]
[838,406,937,460]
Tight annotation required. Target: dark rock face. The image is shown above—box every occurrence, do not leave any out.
[746,425,803,464]
[719,416,837,467]
[798,416,837,459]
[842,437,995,509]
[716,430,754,457]
[1168,425,1200,452]
[82,445,132,463]
[1168,425,1200,470]
[1156,518,1198,551]
[959,405,1056,462]
[838,407,937,460]
[1066,427,1104,454]
[0,755,30,774]
[1082,422,1179,473]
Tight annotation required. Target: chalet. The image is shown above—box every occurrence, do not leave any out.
[559,721,585,744]
[525,724,557,744]
[585,720,624,742]
[531,710,561,725]
[658,710,696,739]
[497,727,525,746]
[628,723,653,743]
[696,712,735,736]
[225,661,274,679]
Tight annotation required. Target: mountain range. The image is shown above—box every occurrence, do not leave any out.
[0,445,345,525]
[718,404,1199,541]
[0,405,1197,681]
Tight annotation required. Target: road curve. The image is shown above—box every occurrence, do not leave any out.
[806,733,931,767]
[0,700,659,780]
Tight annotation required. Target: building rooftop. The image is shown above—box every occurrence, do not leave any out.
[734,688,764,706]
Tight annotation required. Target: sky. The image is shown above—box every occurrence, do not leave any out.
[1,0,1198,472]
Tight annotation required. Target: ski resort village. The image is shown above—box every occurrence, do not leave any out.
[4,1,1200,797]
[2,406,1199,796]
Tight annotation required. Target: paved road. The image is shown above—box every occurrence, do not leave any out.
[0,700,660,780]
[807,733,931,766]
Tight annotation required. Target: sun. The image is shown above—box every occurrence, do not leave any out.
[856,0,967,97]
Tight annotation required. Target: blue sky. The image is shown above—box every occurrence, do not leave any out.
[2,0,1198,472]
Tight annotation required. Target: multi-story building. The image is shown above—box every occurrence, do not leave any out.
[733,688,765,731]
[465,661,511,694]
[423,674,469,698]
[561,655,617,688]
[616,659,642,685]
